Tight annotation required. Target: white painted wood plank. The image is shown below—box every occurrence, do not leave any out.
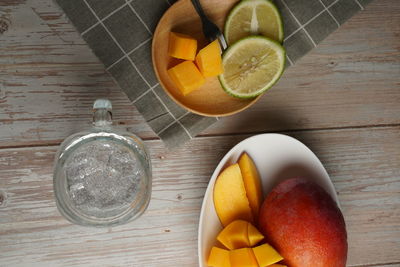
[0,0,156,147]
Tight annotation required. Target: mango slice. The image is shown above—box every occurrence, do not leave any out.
[213,164,254,226]
[167,61,205,96]
[238,153,263,220]
[168,32,197,60]
[252,243,283,267]
[230,248,258,267]
[195,40,223,77]
[217,220,248,250]
[208,247,231,267]
[267,265,287,267]
[247,222,264,246]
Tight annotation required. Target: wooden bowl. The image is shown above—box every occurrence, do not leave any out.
[152,0,261,117]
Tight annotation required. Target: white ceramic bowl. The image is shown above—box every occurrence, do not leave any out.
[198,133,339,267]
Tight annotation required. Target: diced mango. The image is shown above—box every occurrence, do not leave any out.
[168,32,197,60]
[247,222,264,246]
[208,247,231,267]
[213,164,254,226]
[217,220,264,249]
[230,248,258,267]
[252,244,283,267]
[267,265,287,267]
[195,40,223,77]
[238,153,263,220]
[167,61,205,96]
[217,220,249,250]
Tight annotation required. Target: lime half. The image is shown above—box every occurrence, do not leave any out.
[225,0,284,45]
[219,36,285,99]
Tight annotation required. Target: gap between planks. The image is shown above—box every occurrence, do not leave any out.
[350,262,400,267]
[0,123,399,151]
[197,123,400,138]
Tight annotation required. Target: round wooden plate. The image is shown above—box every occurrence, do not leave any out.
[152,0,261,117]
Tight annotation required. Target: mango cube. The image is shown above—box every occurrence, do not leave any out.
[252,244,283,267]
[267,265,287,267]
[207,247,231,267]
[168,32,197,60]
[230,248,258,267]
[217,220,264,250]
[217,220,249,250]
[195,40,223,77]
[167,61,205,96]
[247,222,264,246]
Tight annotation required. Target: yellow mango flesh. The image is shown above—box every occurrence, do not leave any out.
[238,153,263,220]
[252,243,283,267]
[217,220,264,249]
[247,222,264,246]
[214,164,254,226]
[195,40,223,77]
[167,61,205,96]
[267,265,287,267]
[208,247,231,267]
[230,248,258,267]
[217,220,249,250]
[168,32,197,60]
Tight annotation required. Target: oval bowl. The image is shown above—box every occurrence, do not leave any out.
[198,133,339,266]
[152,0,261,117]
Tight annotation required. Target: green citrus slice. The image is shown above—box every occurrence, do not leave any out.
[219,36,285,99]
[225,0,284,45]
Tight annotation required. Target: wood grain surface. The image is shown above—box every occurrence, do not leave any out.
[0,0,398,147]
[0,0,399,266]
[0,0,155,148]
[0,127,399,266]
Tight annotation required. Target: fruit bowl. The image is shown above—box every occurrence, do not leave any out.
[152,0,261,117]
[198,134,340,267]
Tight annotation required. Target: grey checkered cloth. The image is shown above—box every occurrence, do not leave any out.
[55,0,372,148]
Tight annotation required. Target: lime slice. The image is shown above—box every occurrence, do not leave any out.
[225,0,284,45]
[219,36,285,99]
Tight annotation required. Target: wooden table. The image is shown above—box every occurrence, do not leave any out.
[0,0,399,266]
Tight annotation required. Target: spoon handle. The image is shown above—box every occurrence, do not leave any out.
[191,0,208,21]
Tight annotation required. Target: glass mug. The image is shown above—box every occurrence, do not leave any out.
[53,99,151,227]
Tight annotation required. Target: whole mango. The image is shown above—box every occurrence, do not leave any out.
[258,178,347,267]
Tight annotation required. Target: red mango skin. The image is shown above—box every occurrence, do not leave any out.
[258,178,347,267]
